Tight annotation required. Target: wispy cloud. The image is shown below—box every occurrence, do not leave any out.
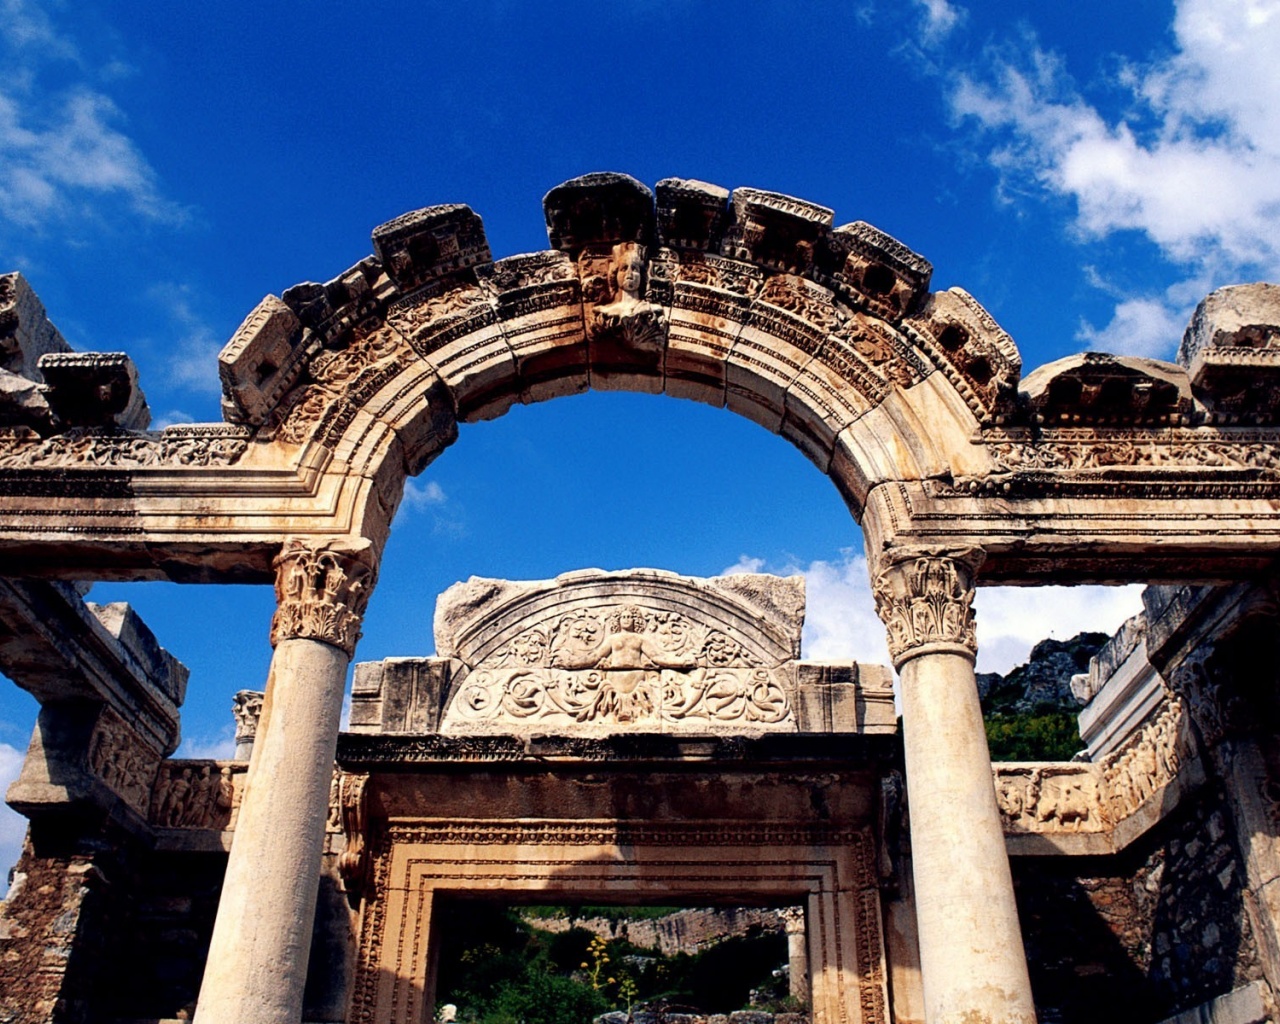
[0,741,27,890]
[0,0,184,233]
[723,551,1143,675]
[949,0,1280,357]
[176,725,236,761]
[395,477,466,537]
[914,0,962,45]
[148,282,223,396]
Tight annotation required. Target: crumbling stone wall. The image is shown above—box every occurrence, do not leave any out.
[1014,784,1263,1022]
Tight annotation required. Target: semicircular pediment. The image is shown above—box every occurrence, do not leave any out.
[434,568,806,735]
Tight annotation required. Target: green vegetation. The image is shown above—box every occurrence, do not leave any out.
[984,711,1083,762]
[433,903,792,1024]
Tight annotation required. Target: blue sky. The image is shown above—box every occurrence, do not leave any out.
[4,0,1280,875]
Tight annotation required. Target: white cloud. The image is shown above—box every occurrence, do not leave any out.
[0,2,183,232]
[723,551,1144,675]
[0,741,28,890]
[176,725,236,761]
[950,0,1280,357]
[973,583,1144,675]
[147,282,223,395]
[1076,295,1190,358]
[402,478,448,512]
[915,0,962,44]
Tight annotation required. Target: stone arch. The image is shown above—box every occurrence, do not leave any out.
[216,173,1019,544]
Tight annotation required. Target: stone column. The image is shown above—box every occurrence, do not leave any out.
[232,689,264,762]
[195,538,376,1024]
[779,906,809,1003]
[872,550,1036,1024]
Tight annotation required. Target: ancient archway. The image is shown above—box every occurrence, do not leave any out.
[4,172,1280,1024]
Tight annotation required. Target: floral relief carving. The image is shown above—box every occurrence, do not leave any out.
[448,604,791,731]
[0,425,250,469]
[270,538,378,656]
[871,551,981,666]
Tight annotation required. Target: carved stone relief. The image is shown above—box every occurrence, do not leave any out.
[0,424,250,470]
[994,765,1105,834]
[447,604,792,731]
[872,551,980,667]
[87,708,159,814]
[583,242,665,353]
[1097,697,1190,824]
[150,761,241,830]
[270,538,377,656]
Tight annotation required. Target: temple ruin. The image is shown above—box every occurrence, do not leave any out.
[2,172,1280,1024]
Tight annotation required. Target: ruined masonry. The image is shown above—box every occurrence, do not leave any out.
[1,173,1280,1024]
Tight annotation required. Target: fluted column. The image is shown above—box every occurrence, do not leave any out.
[872,549,1036,1024]
[195,538,376,1024]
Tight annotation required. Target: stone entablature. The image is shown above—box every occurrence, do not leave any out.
[350,569,897,737]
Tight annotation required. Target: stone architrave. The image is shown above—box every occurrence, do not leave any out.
[873,548,1037,1024]
[195,538,377,1024]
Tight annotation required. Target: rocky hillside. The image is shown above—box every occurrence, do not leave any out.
[977,632,1109,761]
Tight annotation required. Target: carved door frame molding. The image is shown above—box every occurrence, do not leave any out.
[349,819,888,1024]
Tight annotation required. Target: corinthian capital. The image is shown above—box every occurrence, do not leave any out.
[269,538,378,656]
[872,548,983,669]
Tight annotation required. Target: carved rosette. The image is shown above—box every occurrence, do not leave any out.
[871,550,982,668]
[269,538,378,656]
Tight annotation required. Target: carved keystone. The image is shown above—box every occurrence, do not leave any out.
[38,351,150,430]
[1178,282,1280,423]
[720,187,834,275]
[1020,353,1192,426]
[218,295,308,426]
[816,221,932,322]
[372,204,490,293]
[542,172,655,256]
[655,178,730,252]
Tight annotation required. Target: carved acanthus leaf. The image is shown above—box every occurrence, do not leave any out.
[270,538,378,656]
[871,551,981,667]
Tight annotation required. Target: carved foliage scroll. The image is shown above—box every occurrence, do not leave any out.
[872,551,981,667]
[270,538,377,656]
[448,604,793,732]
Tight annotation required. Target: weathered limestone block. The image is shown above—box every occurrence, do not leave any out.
[903,287,1021,423]
[218,294,313,426]
[477,251,587,402]
[543,172,655,256]
[348,657,455,734]
[0,579,185,756]
[794,660,896,733]
[0,272,71,431]
[720,187,833,275]
[655,178,730,252]
[1021,352,1193,426]
[37,351,150,430]
[815,220,933,323]
[0,271,72,373]
[1178,282,1280,424]
[372,204,490,292]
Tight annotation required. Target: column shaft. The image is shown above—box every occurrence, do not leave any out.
[900,651,1035,1024]
[195,537,375,1024]
[195,638,348,1023]
[873,550,1036,1024]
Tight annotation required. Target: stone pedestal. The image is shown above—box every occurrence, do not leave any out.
[194,539,375,1024]
[874,551,1037,1024]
